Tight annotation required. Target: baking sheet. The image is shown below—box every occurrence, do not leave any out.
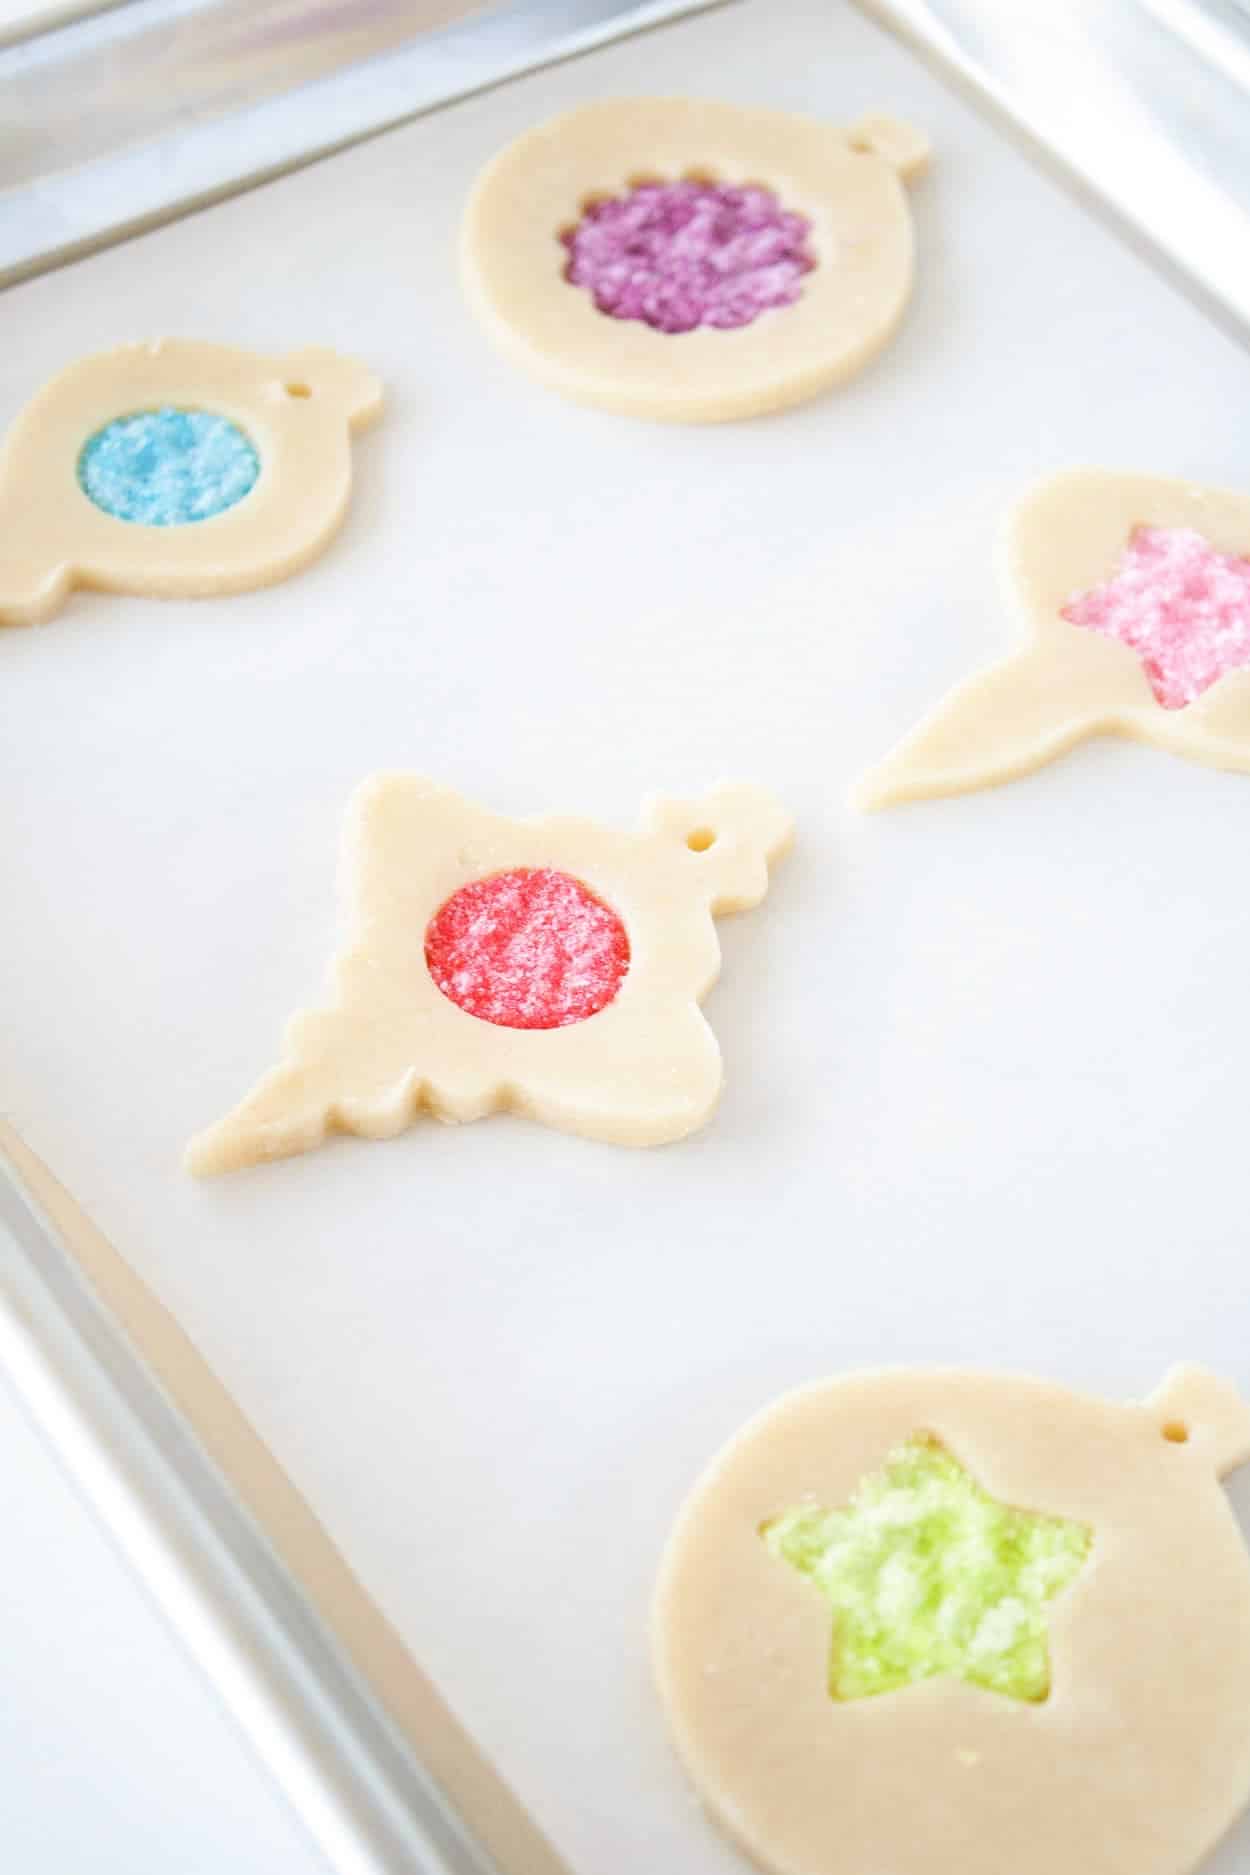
[0,1124,568,1875]
[3,1,1250,1871]
[867,0,1250,343]
[0,0,720,285]
[0,1351,324,1875]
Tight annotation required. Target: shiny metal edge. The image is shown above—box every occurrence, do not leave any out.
[0,1139,506,1875]
[0,0,723,287]
[0,1,131,52]
[858,0,1250,353]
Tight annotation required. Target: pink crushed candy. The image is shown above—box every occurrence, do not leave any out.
[561,180,815,334]
[425,867,630,1030]
[1062,525,1250,710]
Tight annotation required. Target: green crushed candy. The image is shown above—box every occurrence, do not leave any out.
[762,1437,1091,1703]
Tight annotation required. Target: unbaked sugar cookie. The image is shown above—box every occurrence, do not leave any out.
[187,775,793,1172]
[655,1363,1250,1875]
[462,99,928,422]
[858,470,1250,806]
[0,340,382,625]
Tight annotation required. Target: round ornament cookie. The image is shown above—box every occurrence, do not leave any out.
[858,469,1250,807]
[187,774,792,1173]
[0,340,382,625]
[654,1364,1250,1875]
[461,99,928,422]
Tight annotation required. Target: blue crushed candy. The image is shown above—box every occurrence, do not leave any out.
[78,407,260,526]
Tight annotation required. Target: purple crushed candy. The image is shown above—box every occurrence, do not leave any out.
[561,180,815,334]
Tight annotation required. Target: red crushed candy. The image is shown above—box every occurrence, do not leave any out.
[1062,525,1250,710]
[561,180,815,334]
[425,868,630,1030]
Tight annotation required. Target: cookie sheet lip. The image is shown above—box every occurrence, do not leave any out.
[185,775,793,1174]
[856,469,1250,808]
[460,98,929,423]
[0,339,383,626]
[653,1364,1250,1875]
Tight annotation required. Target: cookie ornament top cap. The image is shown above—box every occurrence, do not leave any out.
[187,775,793,1173]
[654,1363,1250,1875]
[857,469,1250,807]
[0,340,382,626]
[461,99,928,423]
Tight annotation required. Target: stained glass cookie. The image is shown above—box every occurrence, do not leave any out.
[655,1364,1250,1875]
[858,470,1250,806]
[462,99,928,422]
[187,774,792,1172]
[0,340,382,625]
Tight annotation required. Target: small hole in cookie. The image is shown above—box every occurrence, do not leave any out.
[1162,1420,1190,1444]
[848,134,873,153]
[284,381,313,399]
[687,828,717,852]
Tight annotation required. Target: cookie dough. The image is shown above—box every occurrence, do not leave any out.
[857,470,1250,807]
[461,99,928,422]
[654,1364,1250,1875]
[0,340,382,625]
[186,775,793,1173]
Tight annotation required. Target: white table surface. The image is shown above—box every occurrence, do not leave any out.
[4,1,1250,1872]
[0,1369,328,1874]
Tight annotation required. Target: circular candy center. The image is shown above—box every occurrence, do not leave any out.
[425,867,630,1030]
[1062,525,1250,710]
[562,180,815,334]
[79,407,260,525]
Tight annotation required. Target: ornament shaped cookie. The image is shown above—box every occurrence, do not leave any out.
[461,99,928,422]
[0,340,382,625]
[654,1364,1250,1875]
[187,775,792,1173]
[858,470,1250,807]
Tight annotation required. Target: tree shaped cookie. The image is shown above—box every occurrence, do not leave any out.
[462,99,928,422]
[0,340,382,625]
[858,470,1250,806]
[187,775,793,1173]
[655,1364,1250,1875]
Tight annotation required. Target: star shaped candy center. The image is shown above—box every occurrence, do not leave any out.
[1062,525,1250,711]
[762,1437,1091,1703]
